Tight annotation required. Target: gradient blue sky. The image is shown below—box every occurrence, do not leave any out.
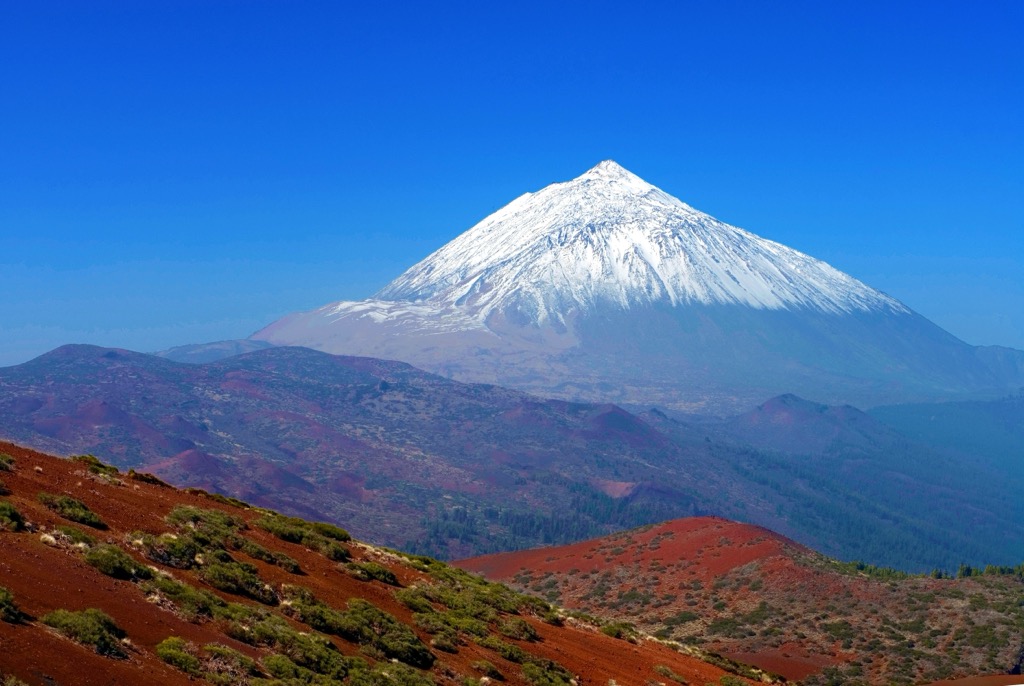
[2,1,1021,366]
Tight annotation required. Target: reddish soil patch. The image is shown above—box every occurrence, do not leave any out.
[459,517,1024,684]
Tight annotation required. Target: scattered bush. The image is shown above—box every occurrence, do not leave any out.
[347,561,399,585]
[131,531,202,569]
[41,608,126,658]
[141,576,227,620]
[199,560,278,605]
[395,586,435,614]
[0,453,14,471]
[521,660,574,686]
[37,493,106,529]
[56,525,95,546]
[472,660,505,680]
[654,664,689,684]
[498,617,538,642]
[156,636,202,676]
[71,454,119,477]
[0,501,26,532]
[279,587,433,669]
[203,643,260,684]
[0,587,22,623]
[127,469,171,487]
[476,635,528,663]
[85,544,152,580]
[255,514,350,561]
[599,621,638,642]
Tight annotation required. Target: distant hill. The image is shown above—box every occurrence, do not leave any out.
[1,345,1022,570]
[0,441,755,686]
[154,339,275,364]
[459,517,1024,684]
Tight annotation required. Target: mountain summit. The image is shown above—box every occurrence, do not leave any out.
[376,161,905,321]
[254,162,1023,411]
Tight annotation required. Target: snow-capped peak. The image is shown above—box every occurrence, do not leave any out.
[371,161,906,326]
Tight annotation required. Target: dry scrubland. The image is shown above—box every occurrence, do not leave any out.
[0,440,764,686]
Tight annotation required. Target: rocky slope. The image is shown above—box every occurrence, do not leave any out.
[0,440,756,686]
[459,518,1024,685]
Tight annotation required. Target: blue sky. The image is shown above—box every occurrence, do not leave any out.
[1,1,1021,366]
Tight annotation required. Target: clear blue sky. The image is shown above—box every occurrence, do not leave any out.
[1,1,1021,366]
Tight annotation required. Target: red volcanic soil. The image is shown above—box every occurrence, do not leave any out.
[459,518,1024,685]
[0,440,757,686]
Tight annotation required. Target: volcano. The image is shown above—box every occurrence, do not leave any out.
[254,161,1024,412]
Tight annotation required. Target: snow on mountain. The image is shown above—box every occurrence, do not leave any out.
[253,161,1023,412]
[375,160,905,325]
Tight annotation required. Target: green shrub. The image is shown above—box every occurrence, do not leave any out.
[239,537,302,573]
[132,531,202,568]
[127,469,171,487]
[141,576,227,620]
[309,521,351,542]
[203,643,260,682]
[498,617,538,641]
[347,561,399,585]
[472,660,505,680]
[599,621,638,641]
[2,675,29,686]
[156,636,202,676]
[521,661,574,686]
[231,615,350,680]
[37,493,106,529]
[199,561,278,605]
[56,525,96,546]
[279,587,433,669]
[347,661,435,685]
[255,514,350,561]
[0,587,22,623]
[0,453,13,471]
[0,501,25,532]
[86,544,152,580]
[42,608,126,658]
[71,454,119,477]
[395,586,435,613]
[476,635,528,663]
[654,664,689,684]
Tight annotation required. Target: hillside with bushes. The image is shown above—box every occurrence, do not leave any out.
[0,440,761,686]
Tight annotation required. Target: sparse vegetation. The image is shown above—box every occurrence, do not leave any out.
[127,469,171,487]
[156,636,203,676]
[0,453,14,471]
[71,454,119,477]
[199,560,278,605]
[279,586,434,669]
[599,621,638,641]
[0,501,25,531]
[347,560,399,585]
[56,524,95,545]
[85,544,153,580]
[41,608,127,658]
[0,587,22,623]
[255,513,351,561]
[37,492,106,529]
